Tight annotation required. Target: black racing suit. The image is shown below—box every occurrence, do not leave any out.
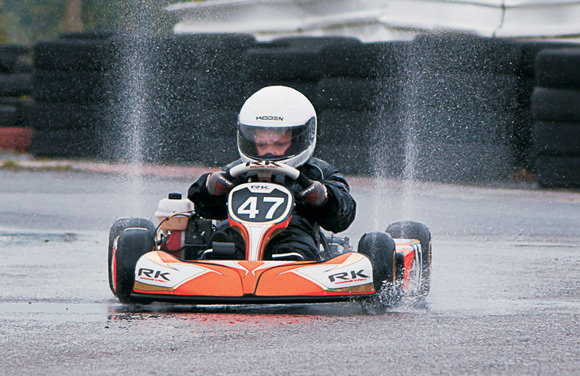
[187,157,356,260]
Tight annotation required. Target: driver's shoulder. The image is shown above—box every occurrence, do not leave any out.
[300,157,339,180]
[223,159,243,171]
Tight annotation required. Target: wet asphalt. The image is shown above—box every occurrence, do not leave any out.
[0,166,579,375]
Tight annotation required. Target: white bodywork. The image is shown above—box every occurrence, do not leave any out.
[166,0,580,41]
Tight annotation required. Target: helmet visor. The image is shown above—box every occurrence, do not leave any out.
[238,117,315,162]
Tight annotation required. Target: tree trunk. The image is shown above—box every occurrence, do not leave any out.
[64,0,85,32]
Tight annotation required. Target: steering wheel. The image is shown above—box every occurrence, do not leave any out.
[224,161,313,189]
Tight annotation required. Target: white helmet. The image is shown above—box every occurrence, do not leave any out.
[237,86,316,168]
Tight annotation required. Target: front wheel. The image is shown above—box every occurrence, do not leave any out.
[111,227,155,303]
[108,217,155,294]
[386,221,432,300]
[357,232,399,306]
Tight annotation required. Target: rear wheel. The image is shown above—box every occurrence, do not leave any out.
[357,232,399,306]
[386,221,432,300]
[113,228,155,303]
[108,217,155,295]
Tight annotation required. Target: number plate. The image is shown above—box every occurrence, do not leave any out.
[228,183,293,224]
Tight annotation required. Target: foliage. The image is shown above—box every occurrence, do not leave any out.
[0,0,174,45]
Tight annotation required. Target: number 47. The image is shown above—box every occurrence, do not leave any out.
[238,196,284,219]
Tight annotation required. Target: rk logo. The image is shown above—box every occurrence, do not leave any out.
[138,268,170,281]
[328,269,369,282]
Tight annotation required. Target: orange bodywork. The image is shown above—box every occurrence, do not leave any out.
[132,251,374,299]
[394,239,420,291]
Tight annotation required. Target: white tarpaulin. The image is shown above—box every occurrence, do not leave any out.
[166,0,580,41]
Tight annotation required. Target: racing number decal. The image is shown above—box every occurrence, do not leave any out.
[264,196,285,219]
[238,197,259,219]
[237,196,284,219]
[229,184,293,223]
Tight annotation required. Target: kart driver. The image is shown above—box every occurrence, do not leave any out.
[187,86,356,261]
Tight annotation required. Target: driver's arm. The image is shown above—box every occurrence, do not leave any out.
[298,160,356,233]
[187,173,229,220]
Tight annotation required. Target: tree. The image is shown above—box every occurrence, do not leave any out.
[0,0,174,45]
[64,0,84,32]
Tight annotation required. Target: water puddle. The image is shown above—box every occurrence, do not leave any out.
[0,231,79,247]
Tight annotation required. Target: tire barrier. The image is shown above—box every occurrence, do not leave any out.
[1,32,576,185]
[0,44,32,144]
[403,35,522,182]
[28,34,119,158]
[531,46,580,187]
[30,128,110,158]
[33,39,116,72]
[536,48,580,90]
[512,41,576,174]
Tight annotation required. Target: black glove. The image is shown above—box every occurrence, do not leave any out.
[298,181,328,207]
[206,172,234,196]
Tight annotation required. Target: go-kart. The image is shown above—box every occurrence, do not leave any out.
[108,161,432,306]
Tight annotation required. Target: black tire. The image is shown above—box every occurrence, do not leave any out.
[149,33,255,74]
[535,156,580,188]
[112,228,155,303]
[533,121,580,156]
[148,134,239,166]
[243,46,323,81]
[149,103,238,139]
[317,109,404,145]
[108,217,156,295]
[30,128,109,159]
[32,71,112,103]
[269,36,358,49]
[358,232,397,296]
[33,39,116,72]
[315,77,403,111]
[58,31,116,40]
[409,34,521,75]
[317,110,374,144]
[315,142,375,176]
[0,104,18,126]
[315,137,407,178]
[0,45,30,73]
[516,76,536,109]
[411,73,521,113]
[0,73,32,96]
[536,47,580,90]
[411,141,515,182]
[386,221,432,299]
[518,41,575,78]
[243,80,318,104]
[22,102,108,130]
[148,71,246,107]
[411,109,516,144]
[512,109,535,171]
[531,88,580,123]
[321,41,407,79]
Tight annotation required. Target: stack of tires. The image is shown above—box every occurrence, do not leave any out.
[531,47,580,187]
[30,33,116,158]
[242,37,407,176]
[513,41,574,173]
[243,37,330,102]
[144,33,257,165]
[403,34,522,182]
[29,31,580,187]
[29,32,257,164]
[315,39,407,177]
[0,44,33,151]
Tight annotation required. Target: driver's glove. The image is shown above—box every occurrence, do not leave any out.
[298,181,328,207]
[206,172,234,196]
